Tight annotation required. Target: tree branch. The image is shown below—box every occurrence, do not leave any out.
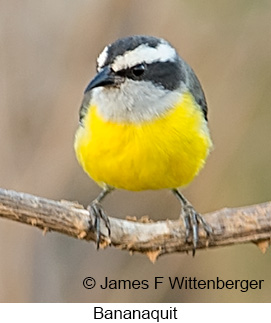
[0,188,270,261]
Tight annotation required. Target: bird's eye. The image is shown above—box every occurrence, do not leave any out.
[131,63,145,77]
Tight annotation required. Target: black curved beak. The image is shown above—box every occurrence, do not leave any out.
[84,66,119,93]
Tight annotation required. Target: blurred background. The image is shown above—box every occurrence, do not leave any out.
[0,0,271,302]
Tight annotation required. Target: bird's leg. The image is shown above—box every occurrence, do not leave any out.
[172,189,212,256]
[87,186,114,249]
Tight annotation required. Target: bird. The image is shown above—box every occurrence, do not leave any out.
[74,35,213,254]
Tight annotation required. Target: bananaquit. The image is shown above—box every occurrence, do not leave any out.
[74,35,213,253]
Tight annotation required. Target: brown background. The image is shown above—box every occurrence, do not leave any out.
[0,0,271,302]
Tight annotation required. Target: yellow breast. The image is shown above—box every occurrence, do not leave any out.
[74,91,212,191]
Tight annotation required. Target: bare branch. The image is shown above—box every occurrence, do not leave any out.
[0,188,270,260]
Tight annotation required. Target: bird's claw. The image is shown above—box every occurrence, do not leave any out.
[88,200,111,249]
[182,204,212,256]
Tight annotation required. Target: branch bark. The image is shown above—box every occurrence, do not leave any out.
[0,188,270,261]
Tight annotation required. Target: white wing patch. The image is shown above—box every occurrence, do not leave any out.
[112,42,177,72]
[97,45,109,71]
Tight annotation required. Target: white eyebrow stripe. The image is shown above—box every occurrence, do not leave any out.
[112,43,177,71]
[97,45,109,70]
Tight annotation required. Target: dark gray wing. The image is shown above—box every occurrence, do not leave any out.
[181,59,208,121]
[79,91,92,126]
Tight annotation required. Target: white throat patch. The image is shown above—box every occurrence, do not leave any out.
[91,79,182,123]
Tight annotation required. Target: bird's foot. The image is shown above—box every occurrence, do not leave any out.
[87,200,111,249]
[181,204,212,256]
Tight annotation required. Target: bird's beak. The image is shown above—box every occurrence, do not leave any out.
[84,66,122,93]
